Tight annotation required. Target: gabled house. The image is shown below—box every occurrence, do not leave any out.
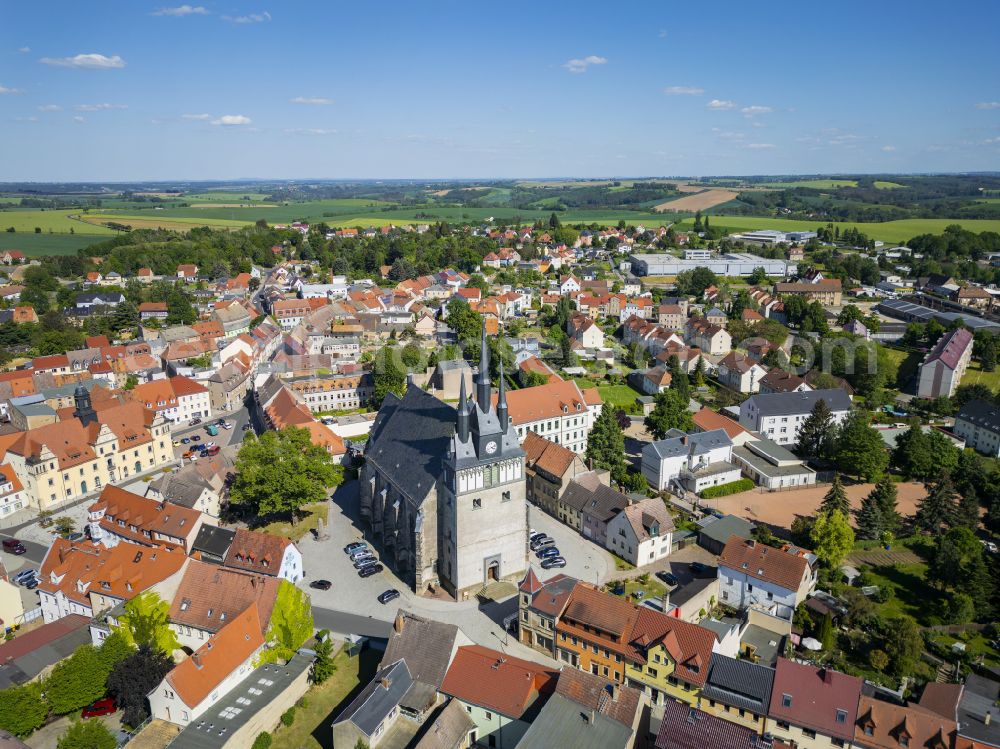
[716,352,767,393]
[854,695,957,749]
[641,429,741,494]
[86,485,205,552]
[605,496,674,567]
[699,653,775,735]
[768,658,862,749]
[332,659,414,749]
[517,568,578,658]
[717,536,817,620]
[522,431,589,519]
[223,528,303,583]
[739,389,851,447]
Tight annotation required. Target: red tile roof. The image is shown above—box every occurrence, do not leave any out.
[718,536,811,591]
[441,645,558,719]
[770,658,863,741]
[223,528,293,576]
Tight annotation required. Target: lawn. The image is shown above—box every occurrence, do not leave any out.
[596,384,643,409]
[849,537,937,624]
[671,215,1000,244]
[881,347,923,388]
[961,361,1000,390]
[0,232,106,255]
[609,575,669,604]
[874,181,906,189]
[257,502,329,542]
[270,646,374,749]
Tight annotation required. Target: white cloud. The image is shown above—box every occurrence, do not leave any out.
[182,113,212,120]
[74,103,127,111]
[663,86,704,96]
[746,143,776,149]
[706,99,736,110]
[38,104,61,111]
[285,128,336,136]
[741,105,773,118]
[882,145,897,152]
[210,114,251,126]
[975,101,1000,110]
[0,85,22,95]
[562,55,607,74]
[40,53,125,69]
[290,96,333,105]
[18,47,30,53]
[152,5,209,16]
[73,116,85,123]
[14,116,38,123]
[713,130,746,142]
[223,11,271,24]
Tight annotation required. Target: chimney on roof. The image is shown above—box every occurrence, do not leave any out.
[380,677,391,690]
[394,612,404,634]
[821,668,834,684]
[192,653,202,669]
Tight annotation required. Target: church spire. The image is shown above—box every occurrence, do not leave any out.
[456,373,470,442]
[497,358,508,429]
[476,320,491,407]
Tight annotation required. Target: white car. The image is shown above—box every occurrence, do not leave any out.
[222,422,233,430]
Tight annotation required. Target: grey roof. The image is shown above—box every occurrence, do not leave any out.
[745,388,851,417]
[646,428,732,461]
[436,359,472,372]
[732,445,815,479]
[0,616,93,690]
[170,652,312,749]
[740,624,785,667]
[878,296,1000,332]
[334,659,413,737]
[701,653,775,714]
[561,478,628,521]
[75,292,124,304]
[382,610,459,695]
[698,515,755,545]
[190,525,236,559]
[412,697,477,749]
[956,399,1000,435]
[515,693,633,749]
[957,674,1000,744]
[366,385,457,506]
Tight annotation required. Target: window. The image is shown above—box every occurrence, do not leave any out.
[836,709,847,724]
[472,498,482,509]
[781,693,792,708]
[802,729,816,739]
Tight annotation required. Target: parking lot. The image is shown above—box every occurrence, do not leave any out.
[526,505,615,586]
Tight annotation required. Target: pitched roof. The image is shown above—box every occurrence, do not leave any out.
[769,658,863,741]
[554,667,642,727]
[855,695,956,749]
[525,573,578,618]
[382,610,459,693]
[165,602,265,708]
[619,497,675,543]
[924,327,973,370]
[335,660,413,736]
[745,388,851,417]
[491,378,597,425]
[39,539,187,607]
[655,700,762,749]
[692,408,752,440]
[522,431,579,479]
[168,559,280,634]
[701,653,775,714]
[560,477,629,521]
[718,536,810,591]
[223,528,294,575]
[89,485,202,547]
[440,645,557,719]
[517,693,633,749]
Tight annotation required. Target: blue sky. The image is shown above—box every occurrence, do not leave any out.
[2,1,999,181]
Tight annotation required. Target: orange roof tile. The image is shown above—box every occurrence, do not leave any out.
[441,645,557,719]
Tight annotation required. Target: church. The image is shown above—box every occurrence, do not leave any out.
[360,326,528,599]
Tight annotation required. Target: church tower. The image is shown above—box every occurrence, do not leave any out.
[441,323,528,598]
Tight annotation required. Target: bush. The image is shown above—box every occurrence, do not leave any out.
[280,707,296,727]
[700,478,755,499]
[252,733,272,749]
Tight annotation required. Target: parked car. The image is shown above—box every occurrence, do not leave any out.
[13,568,36,584]
[172,440,182,447]
[690,562,711,576]
[344,542,367,554]
[540,556,566,569]
[205,425,219,436]
[182,451,195,460]
[536,546,561,559]
[378,589,401,605]
[529,531,547,543]
[181,437,191,444]
[189,418,202,426]
[349,548,372,559]
[656,571,679,587]
[221,422,233,430]
[353,558,377,570]
[309,580,332,591]
[81,698,116,718]
[191,435,201,442]
[358,564,383,578]
[216,418,226,426]
[204,445,220,457]
[2,539,26,555]
[23,578,38,590]
[530,537,555,551]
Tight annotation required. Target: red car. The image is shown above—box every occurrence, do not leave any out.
[81,697,115,718]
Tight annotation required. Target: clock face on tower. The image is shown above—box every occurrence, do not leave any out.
[484,440,498,455]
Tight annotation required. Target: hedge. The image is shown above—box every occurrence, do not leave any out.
[699,478,755,499]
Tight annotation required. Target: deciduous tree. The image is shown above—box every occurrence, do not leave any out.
[260,580,315,664]
[810,509,855,569]
[115,591,181,655]
[106,645,173,728]
[586,405,627,484]
[834,411,888,481]
[57,720,117,749]
[644,389,693,440]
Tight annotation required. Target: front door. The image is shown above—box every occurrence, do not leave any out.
[487,561,499,581]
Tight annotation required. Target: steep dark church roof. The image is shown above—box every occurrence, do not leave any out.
[365,384,456,505]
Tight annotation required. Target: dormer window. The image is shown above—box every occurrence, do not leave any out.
[836,709,847,724]
[781,693,792,708]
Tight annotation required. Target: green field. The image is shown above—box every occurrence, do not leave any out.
[960,361,1000,391]
[761,179,859,189]
[0,209,115,235]
[183,191,271,202]
[873,181,906,189]
[674,215,1000,243]
[596,384,643,408]
[0,233,105,255]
